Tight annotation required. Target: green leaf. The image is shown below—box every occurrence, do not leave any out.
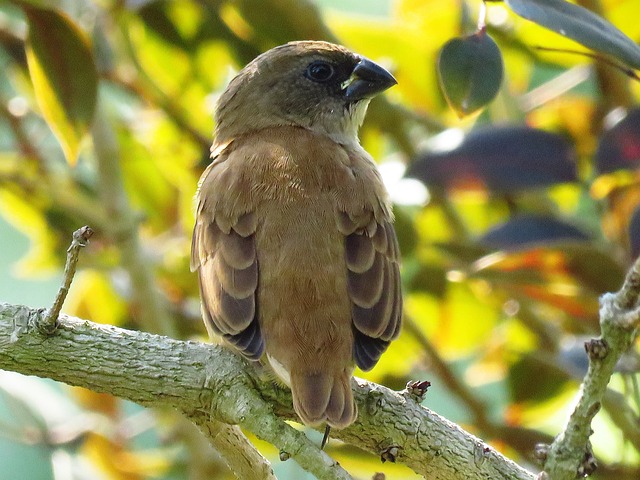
[23,6,98,164]
[8,0,53,8]
[508,354,572,403]
[437,30,504,117]
[507,0,640,69]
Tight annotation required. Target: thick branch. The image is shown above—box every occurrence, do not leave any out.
[0,304,349,480]
[0,302,534,480]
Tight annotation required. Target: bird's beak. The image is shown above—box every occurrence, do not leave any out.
[344,57,397,101]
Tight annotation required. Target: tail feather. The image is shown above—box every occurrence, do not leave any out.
[291,371,357,429]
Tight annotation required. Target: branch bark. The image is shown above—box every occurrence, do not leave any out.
[0,303,535,480]
[541,255,640,478]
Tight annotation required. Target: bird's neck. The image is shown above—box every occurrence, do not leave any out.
[214,101,370,149]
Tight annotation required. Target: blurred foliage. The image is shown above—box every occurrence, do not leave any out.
[1,0,640,479]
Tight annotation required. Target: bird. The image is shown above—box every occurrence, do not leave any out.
[191,40,402,431]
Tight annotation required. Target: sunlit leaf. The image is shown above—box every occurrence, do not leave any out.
[608,0,640,49]
[437,29,504,117]
[23,6,98,164]
[355,328,420,388]
[595,107,640,174]
[474,244,625,294]
[82,433,174,478]
[597,180,640,254]
[506,0,640,69]
[406,126,577,193]
[117,124,179,232]
[70,387,118,416]
[433,283,500,355]
[0,189,58,274]
[527,97,596,157]
[64,271,127,327]
[127,13,192,96]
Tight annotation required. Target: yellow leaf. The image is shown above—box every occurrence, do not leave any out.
[24,6,97,164]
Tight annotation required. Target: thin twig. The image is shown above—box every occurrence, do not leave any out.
[534,46,640,82]
[39,226,93,334]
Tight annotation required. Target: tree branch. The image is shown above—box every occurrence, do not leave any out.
[0,303,535,480]
[187,417,277,480]
[541,255,640,478]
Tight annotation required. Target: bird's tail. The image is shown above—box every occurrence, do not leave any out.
[290,370,357,429]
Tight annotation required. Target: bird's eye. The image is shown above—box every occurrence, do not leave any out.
[305,61,335,82]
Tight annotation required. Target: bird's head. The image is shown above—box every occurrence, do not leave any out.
[214,41,397,146]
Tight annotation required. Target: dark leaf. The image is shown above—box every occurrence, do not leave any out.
[437,30,504,117]
[595,108,640,174]
[434,240,492,264]
[406,264,448,298]
[508,354,573,403]
[406,126,577,193]
[9,0,52,7]
[507,0,640,69]
[628,205,640,258]
[481,214,590,250]
[393,206,418,257]
[563,245,625,295]
[136,0,191,50]
[23,5,98,163]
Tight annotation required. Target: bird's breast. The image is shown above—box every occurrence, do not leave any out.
[223,126,388,374]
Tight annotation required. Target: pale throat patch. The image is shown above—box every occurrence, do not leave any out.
[321,99,370,146]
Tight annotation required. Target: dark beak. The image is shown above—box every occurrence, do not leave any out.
[344,57,397,101]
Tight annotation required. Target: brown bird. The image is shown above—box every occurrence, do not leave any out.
[191,41,402,430]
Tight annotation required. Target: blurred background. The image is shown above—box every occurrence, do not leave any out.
[1,0,640,478]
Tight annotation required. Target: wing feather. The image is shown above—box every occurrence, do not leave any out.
[345,233,375,273]
[347,251,384,308]
[192,151,264,360]
[341,209,402,371]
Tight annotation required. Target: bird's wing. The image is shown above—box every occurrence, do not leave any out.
[337,209,403,371]
[191,144,264,360]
